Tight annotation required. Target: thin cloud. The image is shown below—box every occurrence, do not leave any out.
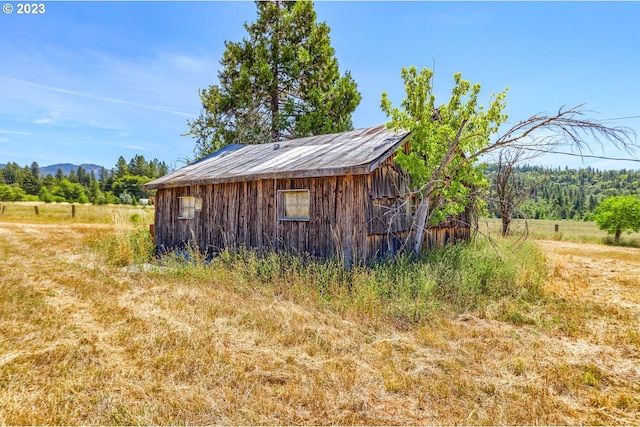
[0,75,194,118]
[0,129,31,136]
[120,144,147,151]
[32,111,63,125]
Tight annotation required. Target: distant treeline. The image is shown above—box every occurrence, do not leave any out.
[3,158,639,216]
[485,165,640,220]
[0,155,168,204]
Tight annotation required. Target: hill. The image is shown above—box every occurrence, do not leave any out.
[40,163,104,176]
[0,162,104,176]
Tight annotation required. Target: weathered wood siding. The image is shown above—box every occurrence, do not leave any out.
[153,154,470,262]
[426,211,472,248]
[364,155,411,258]
[154,175,371,262]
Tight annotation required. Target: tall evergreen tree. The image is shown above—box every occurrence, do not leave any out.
[76,166,90,186]
[146,159,158,179]
[2,162,21,185]
[114,156,129,179]
[22,165,40,195]
[129,154,148,177]
[99,167,110,192]
[55,168,65,182]
[157,161,169,177]
[30,162,41,180]
[186,0,361,158]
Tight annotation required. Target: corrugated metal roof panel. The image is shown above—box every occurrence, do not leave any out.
[145,125,410,190]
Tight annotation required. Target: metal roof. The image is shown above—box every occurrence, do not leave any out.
[144,125,411,190]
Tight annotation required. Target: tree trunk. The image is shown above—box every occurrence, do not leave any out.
[501,216,511,236]
[615,229,621,243]
[411,197,431,254]
[270,5,280,142]
[270,59,279,141]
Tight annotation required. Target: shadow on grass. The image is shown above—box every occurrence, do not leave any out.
[602,236,640,248]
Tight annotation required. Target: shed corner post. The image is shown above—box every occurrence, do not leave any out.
[274,178,279,252]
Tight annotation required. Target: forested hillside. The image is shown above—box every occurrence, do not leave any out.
[2,156,639,216]
[0,155,169,204]
[485,165,640,220]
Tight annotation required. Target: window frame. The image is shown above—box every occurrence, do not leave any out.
[178,196,196,219]
[277,189,310,221]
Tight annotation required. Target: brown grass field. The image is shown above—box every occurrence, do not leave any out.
[0,203,638,425]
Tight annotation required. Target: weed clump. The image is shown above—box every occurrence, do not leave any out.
[99,216,546,325]
[100,210,155,267]
[148,239,546,326]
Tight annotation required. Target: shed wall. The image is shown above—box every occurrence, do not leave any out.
[153,157,470,262]
[154,175,373,262]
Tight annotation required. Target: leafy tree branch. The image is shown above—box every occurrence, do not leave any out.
[382,66,637,254]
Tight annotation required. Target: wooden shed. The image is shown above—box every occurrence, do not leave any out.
[144,125,469,263]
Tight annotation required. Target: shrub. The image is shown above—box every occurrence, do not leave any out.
[0,184,26,201]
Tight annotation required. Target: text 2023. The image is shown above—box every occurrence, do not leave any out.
[17,3,46,14]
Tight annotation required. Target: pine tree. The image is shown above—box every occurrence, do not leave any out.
[55,168,65,182]
[30,162,41,180]
[22,165,41,195]
[186,0,361,158]
[2,162,21,185]
[114,156,129,179]
[157,161,169,177]
[99,167,110,192]
[129,154,148,177]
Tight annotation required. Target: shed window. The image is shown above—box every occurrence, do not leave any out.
[178,196,196,219]
[278,190,310,221]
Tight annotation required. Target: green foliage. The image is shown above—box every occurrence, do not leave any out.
[118,192,135,205]
[38,186,55,203]
[485,165,640,220]
[0,184,26,201]
[186,0,361,158]
[0,154,167,205]
[114,156,130,179]
[594,195,640,242]
[1,162,22,186]
[51,179,88,203]
[381,67,508,243]
[112,175,152,201]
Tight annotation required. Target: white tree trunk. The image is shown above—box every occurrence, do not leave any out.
[411,197,431,254]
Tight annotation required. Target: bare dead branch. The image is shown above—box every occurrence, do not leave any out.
[474,105,637,162]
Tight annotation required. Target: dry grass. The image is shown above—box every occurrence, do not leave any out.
[0,201,153,224]
[480,217,640,246]
[1,208,639,425]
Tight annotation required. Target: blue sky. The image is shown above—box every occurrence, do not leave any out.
[1,1,639,171]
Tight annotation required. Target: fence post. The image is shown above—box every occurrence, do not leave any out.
[554,224,559,232]
[34,205,39,216]
[71,204,76,218]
